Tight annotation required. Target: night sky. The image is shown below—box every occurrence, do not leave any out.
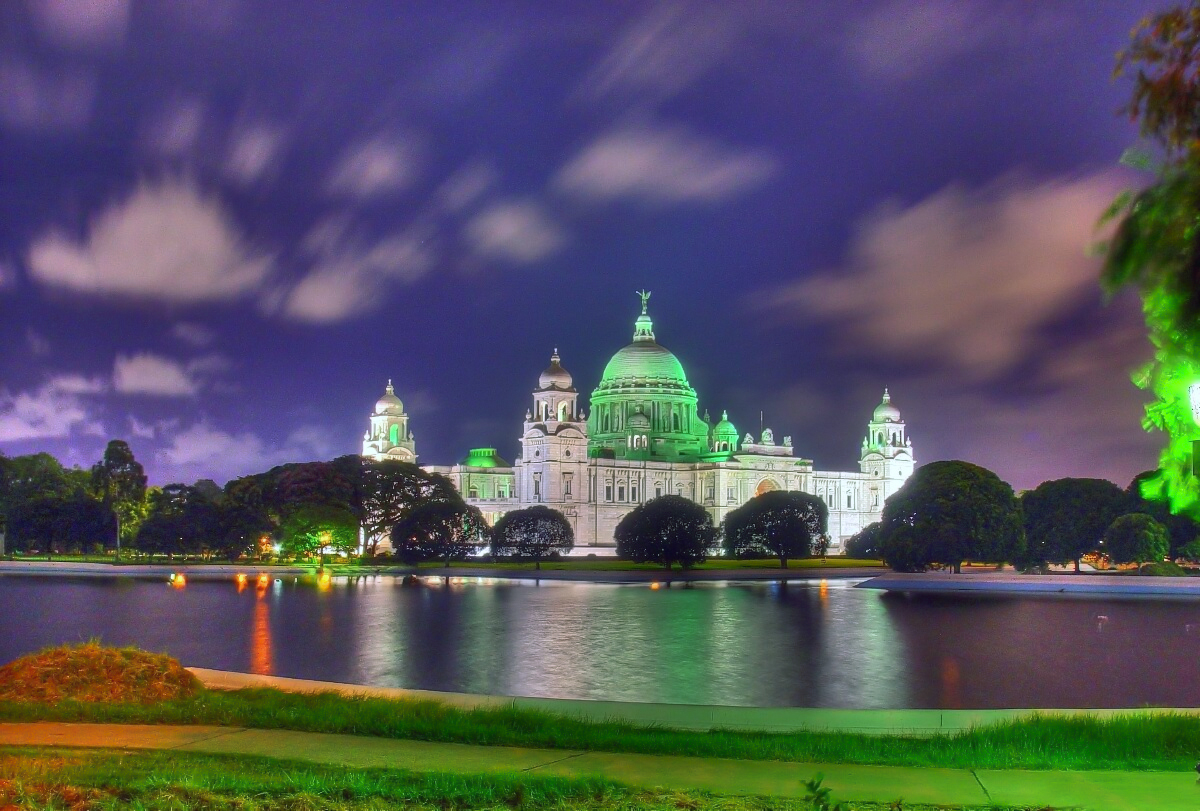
[0,1,1164,490]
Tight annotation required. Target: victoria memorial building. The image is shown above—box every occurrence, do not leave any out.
[363,294,915,554]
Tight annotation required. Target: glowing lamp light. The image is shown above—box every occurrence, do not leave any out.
[169,573,186,588]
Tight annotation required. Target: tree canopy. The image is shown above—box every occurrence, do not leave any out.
[390,498,488,565]
[615,495,713,570]
[1103,513,1170,565]
[90,440,148,546]
[491,506,574,568]
[845,521,882,559]
[878,460,1024,573]
[721,490,827,567]
[1020,478,1129,570]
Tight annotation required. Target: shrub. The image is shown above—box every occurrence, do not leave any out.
[0,642,202,704]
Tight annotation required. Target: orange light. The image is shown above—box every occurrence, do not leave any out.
[650,582,660,590]
[170,573,186,588]
[318,571,332,590]
[235,573,247,592]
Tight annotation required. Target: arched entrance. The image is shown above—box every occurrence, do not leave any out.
[755,478,780,497]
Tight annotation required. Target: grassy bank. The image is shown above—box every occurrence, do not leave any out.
[0,746,1026,811]
[2,686,1196,773]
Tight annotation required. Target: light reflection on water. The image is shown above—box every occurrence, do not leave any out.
[2,574,1199,708]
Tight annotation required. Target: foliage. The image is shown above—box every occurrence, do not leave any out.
[136,483,268,559]
[491,505,575,568]
[5,493,114,554]
[1103,513,1170,565]
[1020,478,1129,570]
[280,503,359,558]
[3,662,1200,772]
[844,522,881,559]
[721,490,827,568]
[361,460,460,555]
[1103,5,1200,523]
[90,440,148,545]
[1178,535,1200,561]
[0,452,91,534]
[878,461,1024,573]
[1140,560,1191,576]
[615,495,713,569]
[390,498,489,565]
[1126,469,1200,557]
[800,775,848,811]
[0,642,201,704]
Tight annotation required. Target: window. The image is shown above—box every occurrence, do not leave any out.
[605,484,613,501]
[846,492,853,509]
[563,474,573,497]
[468,487,479,499]
[389,424,399,444]
[631,485,638,501]
[618,485,626,501]
[655,485,662,498]
[533,474,541,499]
[672,413,681,431]
[727,487,734,501]
[706,485,714,500]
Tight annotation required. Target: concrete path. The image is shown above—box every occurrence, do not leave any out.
[0,722,1193,811]
[193,667,1200,736]
[860,571,1200,596]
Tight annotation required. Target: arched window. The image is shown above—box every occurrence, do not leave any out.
[558,402,568,421]
[389,424,399,444]
[672,412,681,431]
[877,431,884,445]
[468,487,479,499]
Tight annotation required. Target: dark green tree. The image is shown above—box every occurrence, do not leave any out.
[878,461,1024,573]
[615,495,713,570]
[390,498,488,565]
[136,484,220,557]
[1020,478,1129,571]
[361,460,460,555]
[721,490,828,568]
[280,503,359,559]
[1103,513,1170,565]
[90,440,148,550]
[845,521,882,559]
[491,506,574,569]
[6,493,114,554]
[1126,470,1200,557]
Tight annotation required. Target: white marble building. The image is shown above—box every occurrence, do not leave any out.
[364,296,914,554]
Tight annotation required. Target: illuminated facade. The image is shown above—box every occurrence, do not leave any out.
[364,295,914,553]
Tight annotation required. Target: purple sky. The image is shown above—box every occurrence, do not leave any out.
[0,0,1164,489]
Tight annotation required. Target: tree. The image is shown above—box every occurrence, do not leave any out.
[1020,478,1129,571]
[878,461,1024,573]
[1103,513,1170,565]
[721,490,827,568]
[845,521,882,559]
[390,498,488,565]
[280,503,359,560]
[6,493,114,554]
[491,506,574,569]
[1126,470,1200,558]
[361,460,460,555]
[1102,5,1200,523]
[136,484,221,557]
[615,495,713,570]
[1178,536,1200,562]
[90,440,148,549]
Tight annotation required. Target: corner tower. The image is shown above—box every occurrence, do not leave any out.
[518,350,589,506]
[587,292,709,461]
[859,389,913,506]
[363,380,417,462]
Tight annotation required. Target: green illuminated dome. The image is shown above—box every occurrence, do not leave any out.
[596,299,690,392]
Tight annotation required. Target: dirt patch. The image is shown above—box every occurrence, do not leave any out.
[0,643,202,704]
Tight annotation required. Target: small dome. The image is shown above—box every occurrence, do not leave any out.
[873,389,901,423]
[538,349,574,390]
[375,380,404,415]
[628,408,651,429]
[461,447,510,468]
[713,409,738,437]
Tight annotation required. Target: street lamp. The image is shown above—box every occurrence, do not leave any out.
[1191,383,1200,476]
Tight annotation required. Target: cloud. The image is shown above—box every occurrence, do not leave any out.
[25,328,50,356]
[28,177,272,303]
[144,97,205,156]
[555,125,777,204]
[170,322,216,348]
[128,416,157,439]
[576,3,736,103]
[223,121,286,185]
[326,135,422,198]
[157,422,334,484]
[0,374,105,442]
[763,172,1124,379]
[463,200,566,264]
[29,0,130,48]
[436,160,497,213]
[273,216,435,323]
[0,61,96,132]
[113,353,199,396]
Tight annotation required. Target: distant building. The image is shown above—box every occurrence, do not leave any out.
[364,294,914,554]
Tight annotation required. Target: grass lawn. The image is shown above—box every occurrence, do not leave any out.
[2,686,1196,773]
[0,746,1029,811]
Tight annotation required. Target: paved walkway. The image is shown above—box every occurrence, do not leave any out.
[193,667,1200,736]
[0,723,1192,810]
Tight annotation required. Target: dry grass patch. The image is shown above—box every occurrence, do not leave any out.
[0,643,202,704]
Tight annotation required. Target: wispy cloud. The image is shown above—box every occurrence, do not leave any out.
[0,374,106,442]
[143,97,205,156]
[157,422,335,484]
[463,200,566,264]
[28,0,131,49]
[555,125,777,204]
[327,135,423,199]
[170,322,217,348]
[223,121,286,185]
[113,353,200,397]
[0,62,96,133]
[761,172,1124,379]
[28,177,272,304]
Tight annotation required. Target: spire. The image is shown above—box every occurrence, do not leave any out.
[882,387,890,402]
[386,379,394,395]
[551,347,560,364]
[632,289,655,341]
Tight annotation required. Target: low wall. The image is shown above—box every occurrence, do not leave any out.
[188,667,1200,736]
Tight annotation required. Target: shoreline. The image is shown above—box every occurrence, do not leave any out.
[189,667,1200,735]
[860,571,1200,597]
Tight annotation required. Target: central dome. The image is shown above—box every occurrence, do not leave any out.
[598,341,689,389]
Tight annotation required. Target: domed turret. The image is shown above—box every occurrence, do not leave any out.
[873,388,901,423]
[712,410,738,453]
[595,292,691,393]
[538,349,574,391]
[375,380,404,415]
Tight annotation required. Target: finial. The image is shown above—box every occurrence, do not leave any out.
[551,347,560,363]
[722,409,728,420]
[386,379,394,394]
[636,289,651,314]
[883,387,890,402]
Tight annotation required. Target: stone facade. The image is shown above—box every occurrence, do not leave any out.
[364,296,914,554]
